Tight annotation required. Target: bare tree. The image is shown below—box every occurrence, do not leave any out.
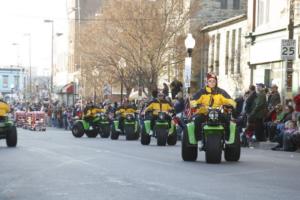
[79,0,199,97]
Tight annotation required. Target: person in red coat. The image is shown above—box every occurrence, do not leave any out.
[293,88,300,120]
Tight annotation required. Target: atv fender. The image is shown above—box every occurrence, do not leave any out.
[186,122,197,145]
[144,120,151,134]
[227,122,237,145]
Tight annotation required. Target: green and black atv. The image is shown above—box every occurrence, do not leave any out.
[0,117,17,147]
[72,114,103,138]
[111,113,140,140]
[181,105,240,164]
[98,112,111,138]
[141,111,177,146]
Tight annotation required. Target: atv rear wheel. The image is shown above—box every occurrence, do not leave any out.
[225,129,241,162]
[167,133,177,146]
[85,129,98,138]
[181,127,197,161]
[141,125,150,145]
[6,126,17,147]
[110,126,119,140]
[205,134,222,164]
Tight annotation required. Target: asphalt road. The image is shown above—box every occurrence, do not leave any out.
[0,128,299,200]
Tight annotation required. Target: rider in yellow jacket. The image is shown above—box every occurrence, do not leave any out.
[0,95,10,120]
[144,91,174,130]
[84,102,106,122]
[192,73,236,140]
[116,99,137,132]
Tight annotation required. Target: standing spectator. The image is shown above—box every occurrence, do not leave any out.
[63,108,68,130]
[163,83,169,97]
[248,83,268,141]
[267,84,281,111]
[170,78,183,99]
[245,85,257,115]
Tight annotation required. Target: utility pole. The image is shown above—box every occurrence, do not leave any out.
[286,0,295,100]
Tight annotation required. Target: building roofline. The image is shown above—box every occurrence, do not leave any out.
[201,14,247,32]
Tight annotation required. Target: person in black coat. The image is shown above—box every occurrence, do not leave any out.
[245,85,257,115]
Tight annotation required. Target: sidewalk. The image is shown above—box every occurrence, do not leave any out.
[250,141,300,153]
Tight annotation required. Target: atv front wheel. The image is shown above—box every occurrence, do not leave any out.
[72,122,84,138]
[156,128,168,146]
[100,125,110,138]
[205,134,222,164]
[6,126,17,147]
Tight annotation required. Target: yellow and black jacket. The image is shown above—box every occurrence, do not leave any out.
[0,100,10,117]
[116,106,136,118]
[191,86,236,115]
[144,99,174,115]
[86,107,106,118]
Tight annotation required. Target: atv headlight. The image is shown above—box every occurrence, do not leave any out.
[158,113,165,120]
[208,110,219,121]
[126,114,133,120]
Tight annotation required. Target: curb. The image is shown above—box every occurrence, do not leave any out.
[248,141,300,153]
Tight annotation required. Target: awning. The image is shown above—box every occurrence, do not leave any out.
[60,83,74,94]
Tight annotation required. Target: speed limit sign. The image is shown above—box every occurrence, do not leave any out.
[281,39,296,60]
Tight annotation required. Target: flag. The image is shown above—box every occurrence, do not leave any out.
[184,97,192,119]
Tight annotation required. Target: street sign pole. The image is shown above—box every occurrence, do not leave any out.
[184,57,192,97]
[281,39,296,100]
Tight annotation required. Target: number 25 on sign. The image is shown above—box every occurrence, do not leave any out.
[281,39,296,60]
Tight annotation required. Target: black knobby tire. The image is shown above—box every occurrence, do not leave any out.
[125,125,136,140]
[110,126,119,140]
[156,128,168,146]
[141,125,150,145]
[6,126,17,147]
[100,125,110,138]
[205,134,223,164]
[134,123,140,140]
[167,132,177,146]
[72,122,84,138]
[85,129,98,138]
[181,127,197,161]
[224,129,241,162]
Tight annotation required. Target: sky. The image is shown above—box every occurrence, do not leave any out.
[0,0,69,76]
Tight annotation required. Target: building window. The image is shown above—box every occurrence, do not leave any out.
[2,75,8,88]
[257,0,265,26]
[265,0,270,23]
[220,0,228,9]
[225,31,230,75]
[237,28,242,74]
[231,29,236,74]
[257,0,270,26]
[210,35,215,72]
[14,75,19,90]
[233,0,240,9]
[215,34,221,75]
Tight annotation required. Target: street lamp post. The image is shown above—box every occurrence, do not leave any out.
[24,33,32,99]
[184,33,195,95]
[119,58,126,104]
[11,43,20,67]
[44,19,54,94]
